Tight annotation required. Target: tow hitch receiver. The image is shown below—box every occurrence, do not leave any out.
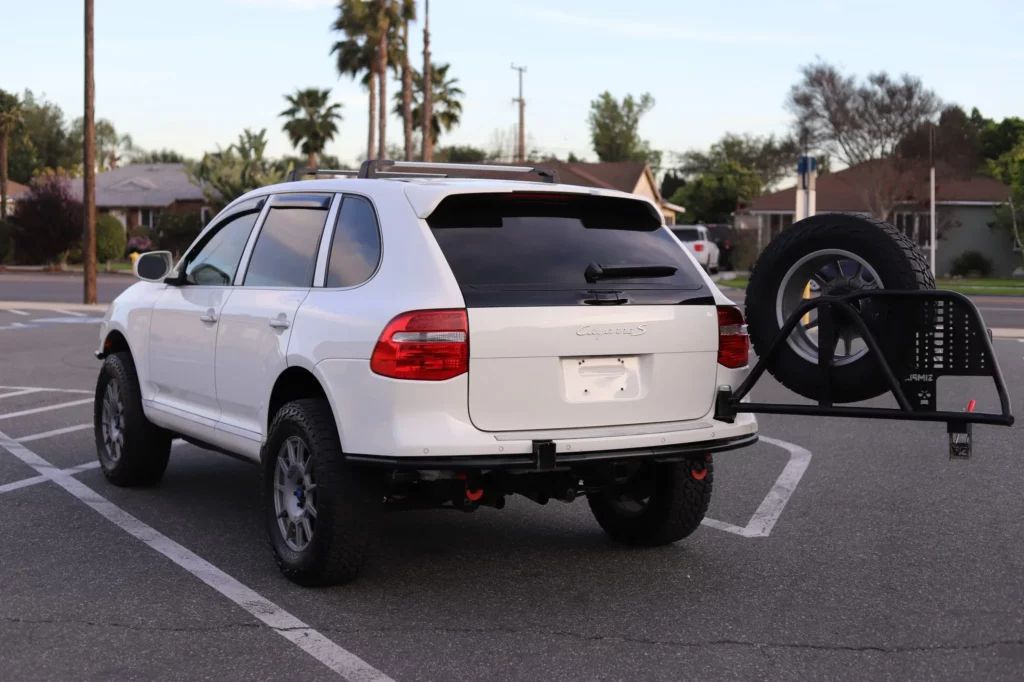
[716,290,1014,453]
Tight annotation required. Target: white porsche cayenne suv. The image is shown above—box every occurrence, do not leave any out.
[94,162,757,585]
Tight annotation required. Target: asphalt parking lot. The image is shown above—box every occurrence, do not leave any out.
[0,295,1022,680]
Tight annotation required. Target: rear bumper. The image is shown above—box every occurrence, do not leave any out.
[344,432,758,471]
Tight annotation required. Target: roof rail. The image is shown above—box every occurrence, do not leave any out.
[286,167,359,182]
[357,159,559,183]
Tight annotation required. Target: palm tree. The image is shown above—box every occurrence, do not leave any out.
[280,88,343,167]
[0,89,23,221]
[332,0,377,160]
[396,0,416,160]
[398,62,464,150]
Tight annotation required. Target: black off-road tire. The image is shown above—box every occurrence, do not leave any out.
[93,352,172,486]
[262,399,380,586]
[745,213,934,403]
[587,458,713,546]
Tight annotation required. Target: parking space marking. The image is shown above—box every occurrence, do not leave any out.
[0,429,394,682]
[0,398,92,421]
[53,309,87,317]
[6,309,30,316]
[0,461,99,495]
[17,423,93,443]
[701,435,812,538]
[0,388,44,400]
[0,385,91,395]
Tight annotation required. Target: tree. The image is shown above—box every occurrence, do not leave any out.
[279,88,343,167]
[153,211,203,257]
[668,160,761,224]
[436,145,487,163]
[677,133,801,194]
[397,62,463,149]
[587,92,660,167]
[333,0,379,161]
[0,89,24,221]
[131,149,188,164]
[6,91,80,183]
[396,0,417,160]
[9,173,83,266]
[787,61,940,218]
[188,128,287,211]
[421,0,432,161]
[898,105,983,175]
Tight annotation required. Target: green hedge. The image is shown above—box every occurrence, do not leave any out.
[96,214,127,262]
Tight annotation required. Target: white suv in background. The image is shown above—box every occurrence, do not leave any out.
[94,161,756,585]
[672,224,720,273]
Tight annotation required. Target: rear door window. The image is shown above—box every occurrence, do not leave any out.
[244,194,331,288]
[325,195,381,288]
[428,193,709,306]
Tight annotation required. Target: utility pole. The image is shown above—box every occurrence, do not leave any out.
[83,0,97,304]
[511,64,526,163]
[929,123,937,276]
[420,0,433,162]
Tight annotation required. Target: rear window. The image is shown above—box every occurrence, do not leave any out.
[428,193,709,307]
[672,228,701,241]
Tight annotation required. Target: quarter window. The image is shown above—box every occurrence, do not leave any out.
[325,195,381,288]
[244,195,331,288]
[184,211,259,286]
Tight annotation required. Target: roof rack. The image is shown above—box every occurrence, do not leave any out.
[358,159,559,183]
[286,167,359,182]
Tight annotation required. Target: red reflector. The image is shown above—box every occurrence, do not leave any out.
[693,243,704,252]
[371,309,469,380]
[717,305,749,368]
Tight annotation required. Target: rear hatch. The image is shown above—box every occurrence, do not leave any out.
[427,191,718,432]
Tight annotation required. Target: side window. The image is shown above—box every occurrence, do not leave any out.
[325,195,381,288]
[184,212,259,286]
[244,195,330,288]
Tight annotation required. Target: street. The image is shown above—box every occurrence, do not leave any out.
[0,293,1021,680]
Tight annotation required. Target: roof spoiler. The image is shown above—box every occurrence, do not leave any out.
[286,160,559,184]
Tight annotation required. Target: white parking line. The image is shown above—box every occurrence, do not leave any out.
[53,309,87,317]
[6,309,30,316]
[0,429,393,682]
[17,423,93,443]
[0,385,91,395]
[701,435,812,538]
[0,398,92,421]
[0,461,100,495]
[0,388,44,400]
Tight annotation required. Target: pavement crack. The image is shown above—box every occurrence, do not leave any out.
[0,615,263,634]
[308,623,1024,654]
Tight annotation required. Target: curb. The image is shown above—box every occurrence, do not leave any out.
[992,328,1024,339]
[0,301,109,313]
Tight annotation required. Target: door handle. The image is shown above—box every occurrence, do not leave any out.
[199,309,218,324]
[268,317,290,330]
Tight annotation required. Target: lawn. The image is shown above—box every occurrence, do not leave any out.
[717,276,1024,297]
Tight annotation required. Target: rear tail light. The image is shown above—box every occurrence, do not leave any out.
[693,243,704,252]
[717,305,749,368]
[371,309,469,380]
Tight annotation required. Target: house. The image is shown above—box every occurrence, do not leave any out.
[71,164,207,233]
[546,161,684,224]
[742,162,1016,276]
[1,179,30,216]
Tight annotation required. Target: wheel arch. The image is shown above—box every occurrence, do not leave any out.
[266,365,345,450]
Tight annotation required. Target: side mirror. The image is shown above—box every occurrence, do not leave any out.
[134,251,174,282]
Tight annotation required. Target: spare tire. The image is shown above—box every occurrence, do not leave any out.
[745,213,934,403]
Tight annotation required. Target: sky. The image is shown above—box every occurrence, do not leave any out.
[4,0,1023,167]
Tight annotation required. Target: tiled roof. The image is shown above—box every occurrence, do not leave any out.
[748,161,1010,212]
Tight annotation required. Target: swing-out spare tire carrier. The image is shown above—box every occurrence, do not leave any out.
[721,213,1014,458]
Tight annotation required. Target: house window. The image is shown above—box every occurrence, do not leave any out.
[767,213,793,240]
[200,206,212,226]
[895,212,931,248]
[139,208,161,229]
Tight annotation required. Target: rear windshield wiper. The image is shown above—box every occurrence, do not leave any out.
[584,262,677,283]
